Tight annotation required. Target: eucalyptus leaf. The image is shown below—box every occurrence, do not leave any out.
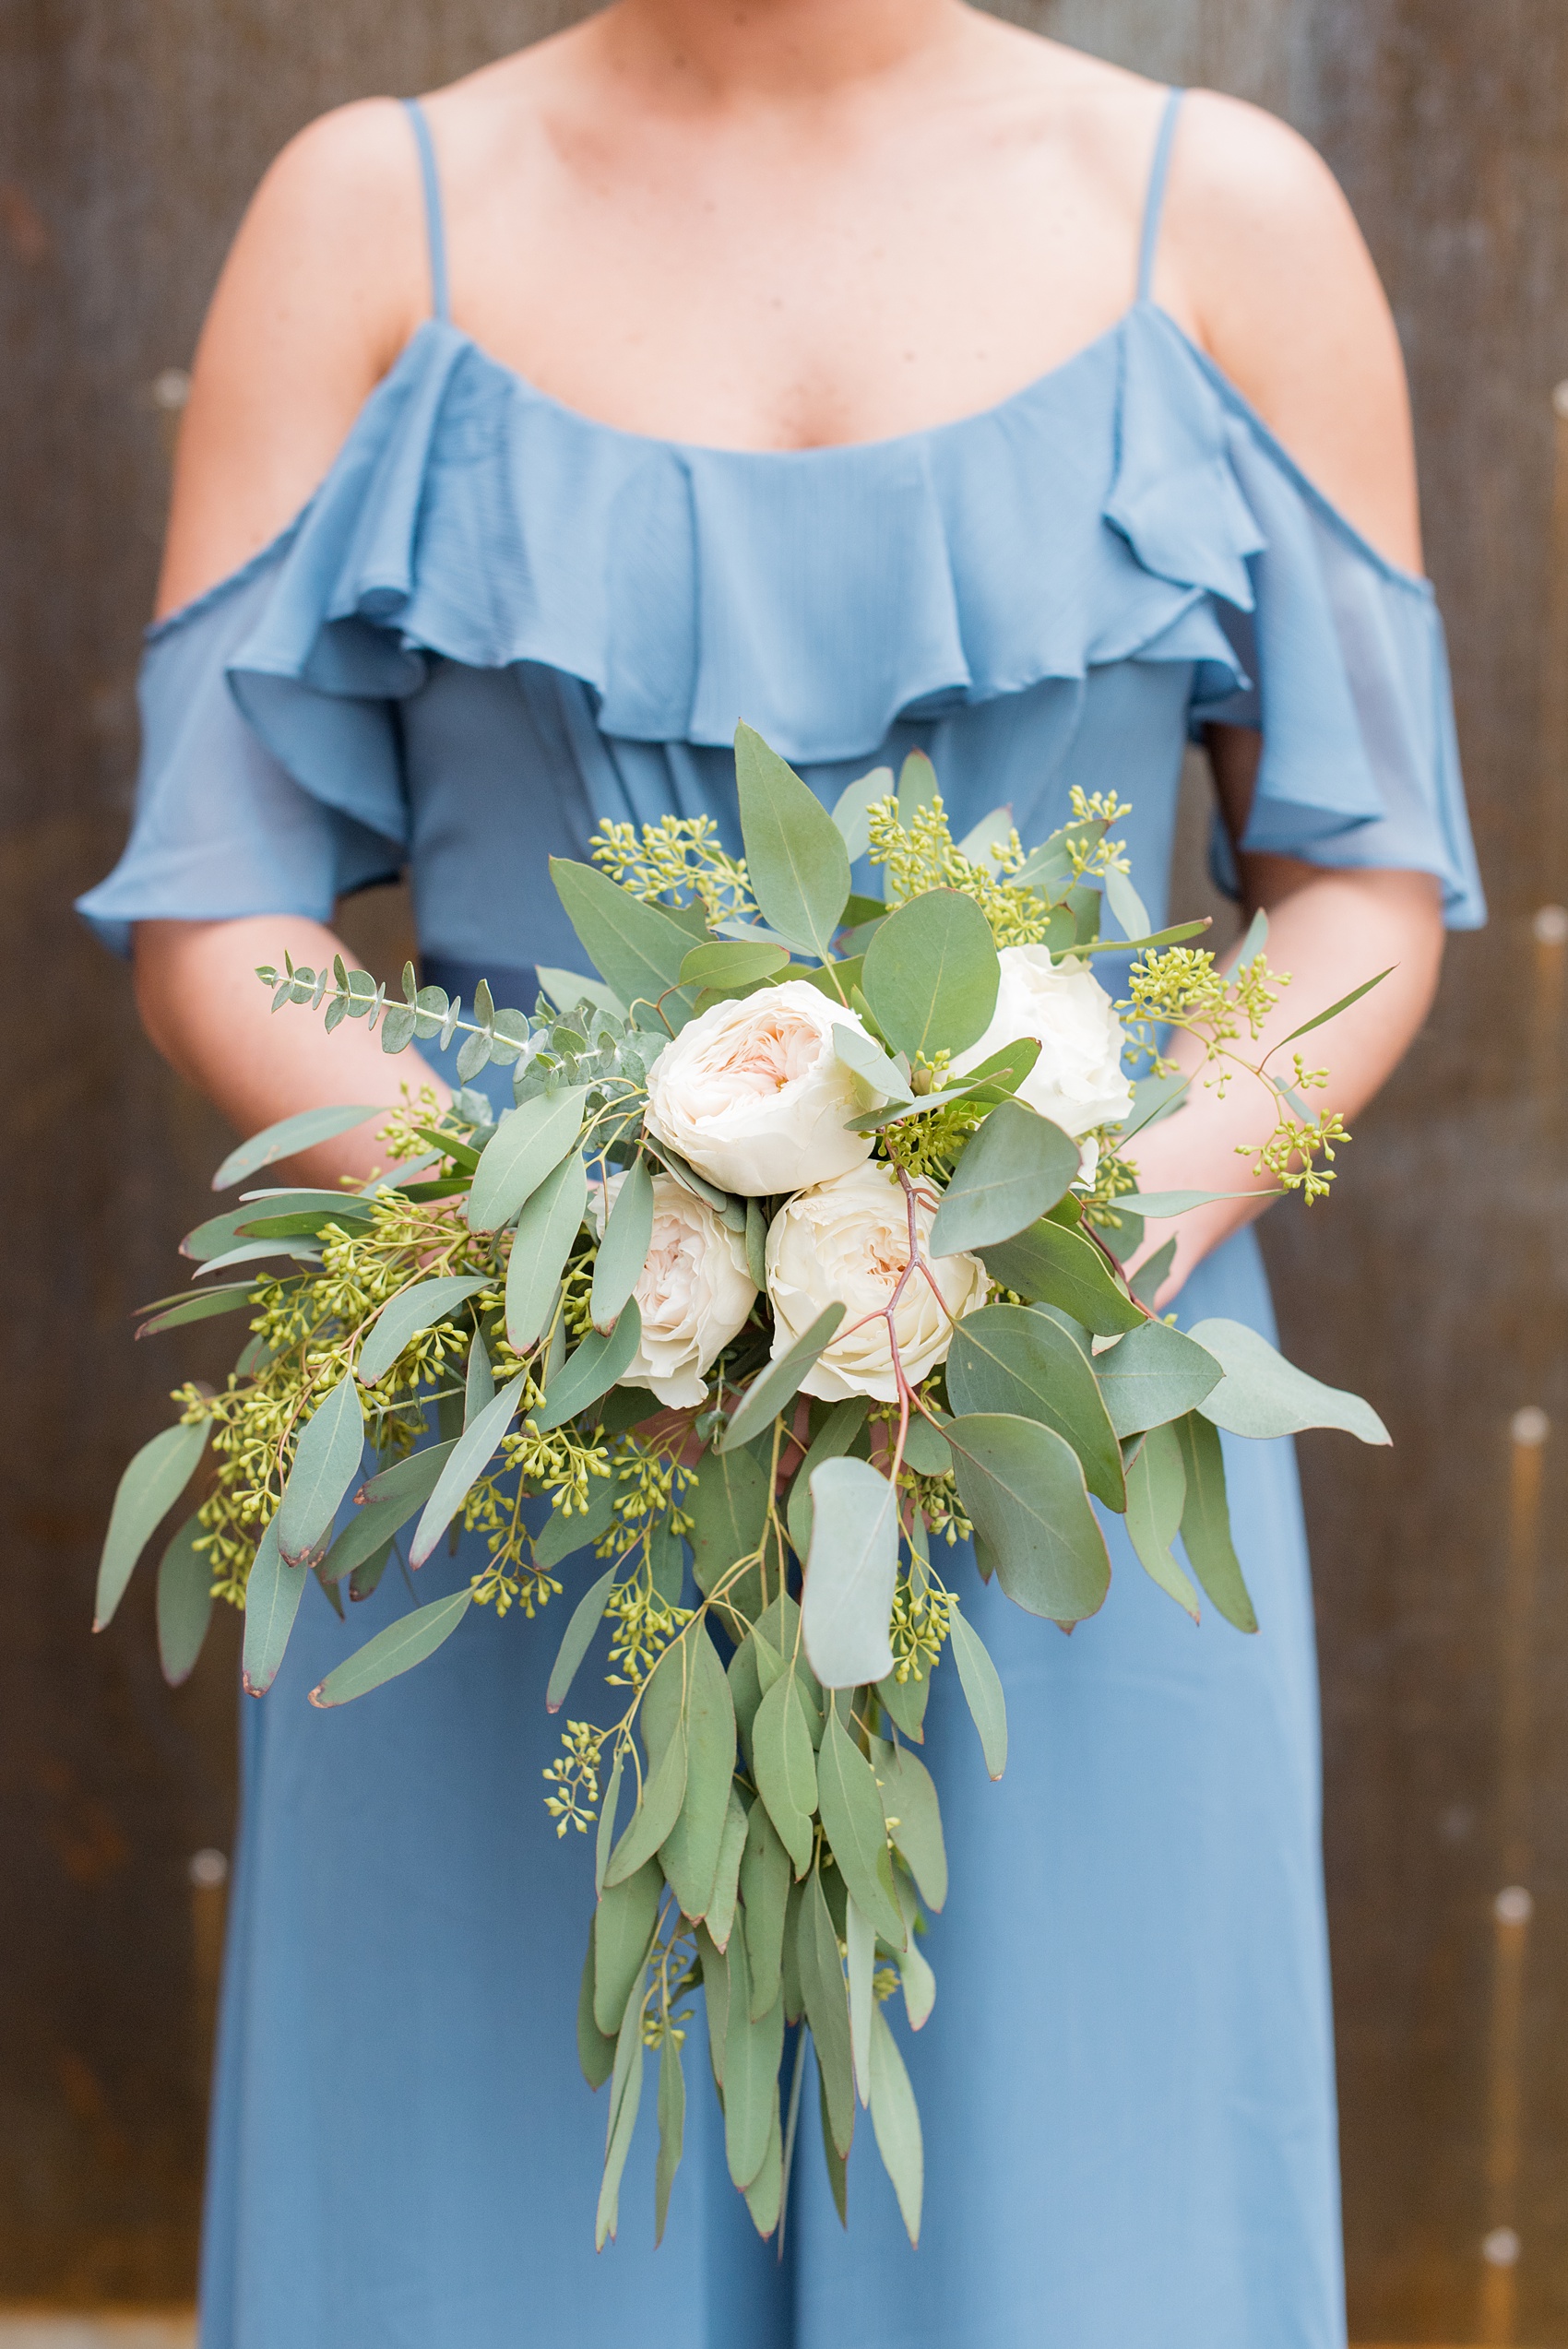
[1128,1238,1177,1309]
[1187,1317,1391,1444]
[1117,1188,1277,1217]
[724,1926,786,2189]
[546,1566,617,1713]
[717,1306,846,1453]
[95,1418,208,1631]
[358,1276,489,1386]
[1271,966,1393,1050]
[531,1302,645,1432]
[876,1667,929,1743]
[658,1626,738,1919]
[1123,1420,1201,1619]
[156,1513,214,1687]
[275,1375,364,1568]
[832,1023,912,1107]
[536,1475,618,1571]
[211,1103,383,1192]
[593,1857,661,2037]
[978,1216,1143,1335]
[869,2005,923,2247]
[947,1607,1007,1778]
[318,1489,415,1586]
[897,748,938,819]
[1103,862,1151,942]
[946,1304,1123,1509]
[956,805,1015,873]
[873,1738,946,1910]
[357,1439,457,1511]
[830,767,893,862]
[137,1283,266,1337]
[409,1375,527,1565]
[819,2074,849,2224]
[786,1397,872,1558]
[734,722,851,959]
[679,938,790,989]
[861,889,1000,1062]
[655,2027,686,2245]
[944,1414,1111,1622]
[687,1441,770,1631]
[801,1458,898,1689]
[551,856,696,1021]
[349,1538,394,1604]
[466,1086,589,1233]
[578,1933,617,2090]
[464,1330,495,1425]
[591,1156,656,1330]
[893,1876,937,2031]
[799,1869,855,2158]
[752,1674,819,1876]
[1173,1410,1258,1631]
[740,1800,791,2010]
[899,1413,951,1477]
[603,1711,688,1887]
[705,1789,751,1956]
[847,1894,875,2106]
[744,1197,767,1290]
[505,1152,588,1351]
[1094,1320,1223,1439]
[309,1587,472,1707]
[241,1520,306,1697]
[930,1099,1081,1255]
[596,1996,647,2249]
[816,1708,906,1949]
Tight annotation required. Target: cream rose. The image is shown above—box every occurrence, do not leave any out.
[765,1162,988,1403]
[951,946,1134,1137]
[593,1170,757,1408]
[644,981,879,1197]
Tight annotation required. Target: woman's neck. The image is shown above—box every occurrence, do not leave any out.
[592,0,974,105]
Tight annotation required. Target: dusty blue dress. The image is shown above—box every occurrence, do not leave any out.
[80,91,1482,2349]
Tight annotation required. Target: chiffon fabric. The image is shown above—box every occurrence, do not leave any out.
[80,89,1481,2349]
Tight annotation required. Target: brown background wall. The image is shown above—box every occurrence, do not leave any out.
[1,1,1563,2338]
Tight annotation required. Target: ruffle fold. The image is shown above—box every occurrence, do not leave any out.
[206,311,1264,777]
[85,300,1485,954]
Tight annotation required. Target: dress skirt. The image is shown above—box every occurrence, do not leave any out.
[198,1221,1343,2349]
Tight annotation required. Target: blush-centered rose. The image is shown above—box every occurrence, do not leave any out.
[644,980,880,1197]
[764,1161,988,1403]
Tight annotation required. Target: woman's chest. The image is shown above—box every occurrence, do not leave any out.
[436,87,1182,452]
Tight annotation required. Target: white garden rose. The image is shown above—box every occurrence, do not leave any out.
[644,980,878,1198]
[951,946,1134,1137]
[765,1162,988,1403]
[593,1170,756,1408]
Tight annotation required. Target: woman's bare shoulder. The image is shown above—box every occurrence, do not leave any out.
[1164,89,1421,569]
[156,96,430,617]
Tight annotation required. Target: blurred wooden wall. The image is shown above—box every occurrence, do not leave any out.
[2,0,1564,2337]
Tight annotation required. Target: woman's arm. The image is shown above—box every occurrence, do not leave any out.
[1124,100,1445,1301]
[134,105,441,1184]
[134,919,448,1190]
[1126,727,1444,1303]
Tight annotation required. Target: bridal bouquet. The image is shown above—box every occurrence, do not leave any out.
[97,726,1388,2248]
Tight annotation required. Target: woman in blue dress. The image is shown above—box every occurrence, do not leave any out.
[80,6,1482,2344]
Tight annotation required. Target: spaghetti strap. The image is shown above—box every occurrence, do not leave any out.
[401,97,451,324]
[1136,88,1184,305]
